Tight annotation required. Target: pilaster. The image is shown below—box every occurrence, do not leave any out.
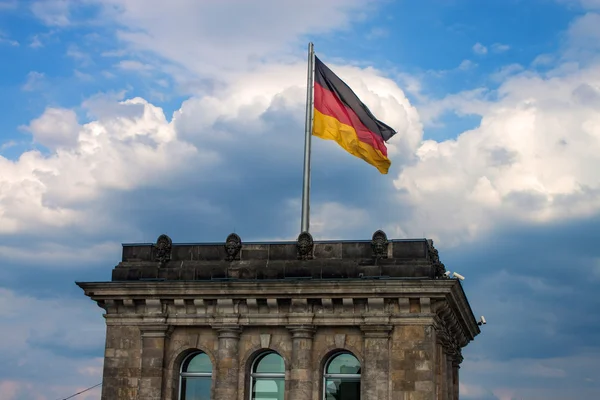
[213,325,242,400]
[287,325,316,400]
[139,325,172,400]
[360,325,392,400]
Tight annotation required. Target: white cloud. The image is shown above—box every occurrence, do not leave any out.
[74,69,94,81]
[117,59,153,71]
[490,63,524,82]
[532,53,555,67]
[0,31,18,46]
[473,42,488,55]
[2,62,420,239]
[82,0,378,80]
[459,59,477,70]
[417,88,490,127]
[491,43,510,53]
[0,140,17,152]
[26,107,80,149]
[21,71,44,91]
[0,95,201,235]
[67,44,93,66]
[394,62,600,244]
[30,0,71,27]
[29,34,42,48]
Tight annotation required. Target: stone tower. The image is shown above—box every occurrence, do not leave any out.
[78,231,479,400]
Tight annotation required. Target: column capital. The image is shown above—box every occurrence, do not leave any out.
[213,325,242,339]
[286,325,316,339]
[360,325,392,338]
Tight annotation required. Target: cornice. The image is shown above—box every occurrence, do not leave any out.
[80,279,479,347]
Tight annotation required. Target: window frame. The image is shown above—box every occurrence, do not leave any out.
[178,351,213,400]
[322,352,361,400]
[249,351,286,400]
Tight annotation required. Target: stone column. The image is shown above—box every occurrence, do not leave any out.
[435,340,447,400]
[360,325,392,400]
[139,325,172,400]
[287,325,316,400]
[452,353,462,400]
[446,352,454,400]
[213,326,242,400]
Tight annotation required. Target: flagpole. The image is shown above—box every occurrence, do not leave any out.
[301,42,315,233]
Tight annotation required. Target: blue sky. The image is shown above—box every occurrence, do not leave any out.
[1,0,600,399]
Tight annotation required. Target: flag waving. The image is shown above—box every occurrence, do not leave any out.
[312,56,397,174]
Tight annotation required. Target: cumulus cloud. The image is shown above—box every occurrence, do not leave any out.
[490,63,524,82]
[1,60,420,245]
[393,61,600,245]
[66,0,379,82]
[25,107,80,149]
[9,2,600,399]
[0,95,200,236]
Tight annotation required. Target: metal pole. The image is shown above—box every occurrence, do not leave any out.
[300,42,315,233]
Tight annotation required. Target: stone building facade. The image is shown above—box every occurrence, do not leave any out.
[78,231,480,400]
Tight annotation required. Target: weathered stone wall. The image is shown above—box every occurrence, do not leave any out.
[390,325,436,400]
[101,325,142,399]
[100,322,460,400]
[81,266,476,400]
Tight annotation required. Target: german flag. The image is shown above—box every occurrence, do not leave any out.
[313,56,396,174]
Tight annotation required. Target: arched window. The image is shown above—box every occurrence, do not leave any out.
[250,351,285,400]
[323,352,361,400]
[179,351,212,400]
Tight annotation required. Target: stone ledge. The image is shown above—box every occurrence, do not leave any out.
[122,238,430,263]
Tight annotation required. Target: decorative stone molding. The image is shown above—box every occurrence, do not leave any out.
[259,333,271,348]
[434,300,471,355]
[224,233,242,261]
[154,234,172,266]
[290,298,309,313]
[81,280,478,350]
[334,334,346,348]
[360,324,392,338]
[145,298,163,315]
[139,324,174,338]
[321,298,334,313]
[247,298,258,313]
[266,298,279,313]
[296,231,314,260]
[452,349,464,368]
[427,239,447,278]
[213,325,242,339]
[287,325,316,339]
[371,230,389,259]
[216,299,235,314]
[366,297,385,313]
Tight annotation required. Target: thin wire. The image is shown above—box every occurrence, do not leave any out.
[55,382,102,400]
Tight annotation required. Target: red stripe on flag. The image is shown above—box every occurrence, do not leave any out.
[314,82,388,157]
